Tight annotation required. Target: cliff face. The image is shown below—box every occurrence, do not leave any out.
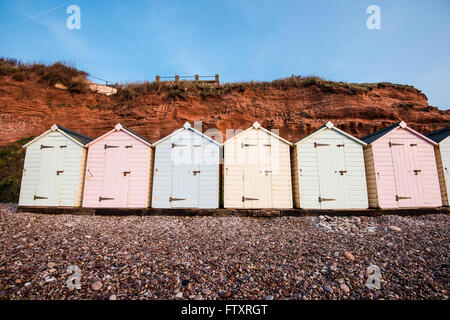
[0,73,448,145]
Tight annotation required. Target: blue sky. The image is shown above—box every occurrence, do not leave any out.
[0,0,449,109]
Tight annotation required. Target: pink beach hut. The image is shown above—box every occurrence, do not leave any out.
[361,121,441,208]
[82,124,154,208]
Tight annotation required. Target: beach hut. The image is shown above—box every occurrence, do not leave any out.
[291,121,368,209]
[19,124,92,207]
[151,122,221,208]
[82,124,153,208]
[426,126,450,206]
[223,121,293,209]
[362,121,441,208]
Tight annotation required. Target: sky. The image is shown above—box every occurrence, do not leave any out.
[0,0,449,109]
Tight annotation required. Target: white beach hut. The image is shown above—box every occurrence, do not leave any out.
[291,121,368,209]
[151,122,221,209]
[426,126,450,206]
[19,124,92,207]
[223,121,293,209]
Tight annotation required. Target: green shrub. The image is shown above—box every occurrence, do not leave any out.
[0,137,33,203]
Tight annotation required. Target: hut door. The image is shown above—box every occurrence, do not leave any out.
[243,132,272,208]
[101,142,129,207]
[316,138,345,209]
[391,139,419,207]
[171,132,199,208]
[35,145,56,206]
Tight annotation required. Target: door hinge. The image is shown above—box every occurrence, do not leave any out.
[413,169,421,175]
[125,145,133,148]
[410,143,417,147]
[56,170,64,175]
[263,144,272,147]
[389,142,404,147]
[123,171,131,176]
[169,197,185,202]
[40,145,54,149]
[172,143,187,148]
[339,170,347,175]
[396,195,411,201]
[193,144,202,148]
[241,143,257,148]
[314,142,330,148]
[104,144,119,149]
[34,195,48,200]
[192,170,201,175]
[318,197,336,203]
[262,170,272,175]
[336,144,345,147]
[60,145,67,148]
[99,196,114,202]
[242,196,259,202]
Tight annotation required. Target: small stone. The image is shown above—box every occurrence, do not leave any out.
[91,281,103,291]
[188,294,196,299]
[194,294,202,300]
[389,226,402,232]
[47,262,56,268]
[341,284,350,293]
[201,289,212,295]
[265,295,274,300]
[44,276,55,283]
[109,295,117,300]
[323,285,333,294]
[24,282,32,289]
[344,251,355,261]
[175,292,183,298]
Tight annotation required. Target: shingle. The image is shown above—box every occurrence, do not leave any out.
[426,126,450,143]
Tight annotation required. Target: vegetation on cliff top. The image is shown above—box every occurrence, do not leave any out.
[1,57,421,102]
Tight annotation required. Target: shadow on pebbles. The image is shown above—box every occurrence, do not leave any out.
[0,203,448,300]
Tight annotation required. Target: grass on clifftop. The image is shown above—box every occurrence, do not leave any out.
[0,137,33,203]
[116,75,421,101]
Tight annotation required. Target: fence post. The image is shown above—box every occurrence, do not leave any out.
[175,75,180,82]
[195,74,199,83]
[215,74,219,83]
[155,75,160,82]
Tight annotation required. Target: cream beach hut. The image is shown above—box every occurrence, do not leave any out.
[362,121,441,208]
[19,124,92,207]
[82,124,154,208]
[291,121,368,209]
[151,122,221,209]
[426,126,450,206]
[223,121,293,209]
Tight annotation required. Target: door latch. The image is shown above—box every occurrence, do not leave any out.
[40,145,54,149]
[169,197,185,202]
[192,170,201,175]
[413,169,421,175]
[104,144,119,149]
[56,170,64,175]
[396,195,411,201]
[242,143,257,148]
[123,171,131,176]
[318,197,336,203]
[242,196,259,202]
[339,170,347,175]
[336,144,345,147]
[99,196,114,202]
[262,170,272,175]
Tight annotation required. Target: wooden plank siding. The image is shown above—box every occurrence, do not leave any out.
[293,126,368,209]
[82,128,153,208]
[19,130,86,207]
[224,124,293,209]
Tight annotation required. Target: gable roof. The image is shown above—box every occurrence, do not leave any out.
[223,121,292,146]
[23,124,92,148]
[361,121,437,146]
[86,123,152,147]
[426,126,450,144]
[294,121,366,146]
[153,122,221,146]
